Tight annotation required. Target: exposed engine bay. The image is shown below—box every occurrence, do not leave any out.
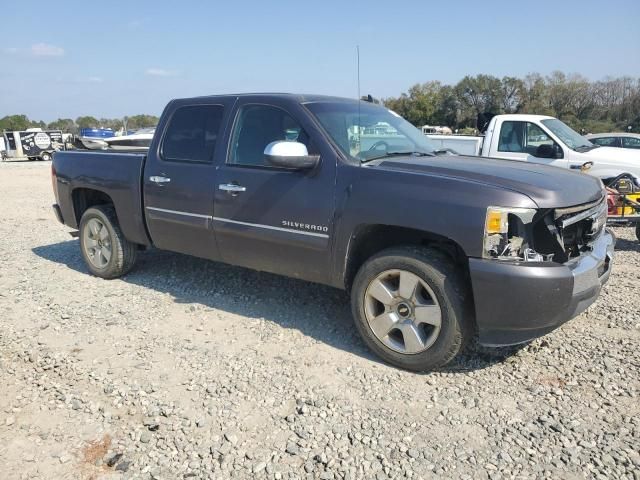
[484,196,609,264]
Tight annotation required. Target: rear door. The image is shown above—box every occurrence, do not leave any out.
[212,97,337,284]
[622,136,640,150]
[143,99,234,260]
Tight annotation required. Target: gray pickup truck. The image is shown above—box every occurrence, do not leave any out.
[51,94,615,371]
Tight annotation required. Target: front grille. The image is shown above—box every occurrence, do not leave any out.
[555,195,607,259]
[531,195,607,264]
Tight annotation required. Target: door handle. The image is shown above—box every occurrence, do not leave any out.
[149,175,171,184]
[219,183,246,193]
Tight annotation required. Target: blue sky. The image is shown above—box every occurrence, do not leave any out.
[1,0,639,121]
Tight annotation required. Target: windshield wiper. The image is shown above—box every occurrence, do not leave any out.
[362,151,435,162]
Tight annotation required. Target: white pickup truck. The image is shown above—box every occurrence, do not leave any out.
[427,114,640,183]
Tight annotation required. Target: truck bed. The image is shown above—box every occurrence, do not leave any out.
[52,150,151,246]
[426,134,483,156]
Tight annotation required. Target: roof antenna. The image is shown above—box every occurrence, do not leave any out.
[357,45,361,150]
[357,45,361,101]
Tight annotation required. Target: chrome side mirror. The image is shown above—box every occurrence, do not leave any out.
[264,141,319,170]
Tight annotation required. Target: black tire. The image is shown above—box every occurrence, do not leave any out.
[636,224,640,242]
[351,246,472,371]
[40,152,51,161]
[79,205,137,279]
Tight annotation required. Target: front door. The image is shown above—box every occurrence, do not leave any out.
[496,120,567,168]
[212,98,336,284]
[143,100,232,260]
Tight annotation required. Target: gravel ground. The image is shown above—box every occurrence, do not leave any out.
[0,161,638,480]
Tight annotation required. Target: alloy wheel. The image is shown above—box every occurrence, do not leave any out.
[83,218,112,268]
[363,269,442,354]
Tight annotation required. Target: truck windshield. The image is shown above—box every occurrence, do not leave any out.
[541,118,596,151]
[305,101,437,162]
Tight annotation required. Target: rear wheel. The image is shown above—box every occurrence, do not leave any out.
[40,151,52,161]
[351,246,471,371]
[79,205,137,279]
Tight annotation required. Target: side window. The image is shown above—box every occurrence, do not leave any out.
[524,122,554,154]
[525,123,552,145]
[162,105,224,163]
[622,137,640,149]
[498,121,524,152]
[592,137,619,147]
[229,105,310,167]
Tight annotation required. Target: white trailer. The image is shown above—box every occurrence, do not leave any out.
[2,129,65,161]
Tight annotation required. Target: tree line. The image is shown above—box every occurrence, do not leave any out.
[0,114,159,134]
[2,72,639,136]
[384,72,640,134]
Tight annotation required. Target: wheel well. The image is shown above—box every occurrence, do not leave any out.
[344,225,470,290]
[72,188,114,224]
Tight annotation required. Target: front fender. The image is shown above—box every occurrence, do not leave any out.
[329,165,535,287]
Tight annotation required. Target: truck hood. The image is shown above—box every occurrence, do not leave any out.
[577,146,640,181]
[583,145,640,162]
[370,155,603,208]
[570,147,640,180]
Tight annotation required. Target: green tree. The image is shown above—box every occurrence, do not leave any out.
[386,72,640,133]
[0,114,31,131]
[521,73,551,115]
[433,85,459,127]
[75,116,99,129]
[454,74,502,127]
[48,118,76,133]
[499,76,525,113]
[384,81,457,127]
[99,118,123,132]
[545,71,591,118]
[126,114,159,129]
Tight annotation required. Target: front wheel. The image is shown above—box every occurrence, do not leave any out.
[79,205,138,279]
[351,246,471,371]
[40,152,52,161]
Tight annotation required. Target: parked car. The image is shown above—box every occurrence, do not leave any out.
[586,132,640,150]
[51,94,615,371]
[426,114,640,183]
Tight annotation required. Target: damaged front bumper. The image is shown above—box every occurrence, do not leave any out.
[469,228,615,346]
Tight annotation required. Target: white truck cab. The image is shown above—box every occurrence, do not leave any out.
[428,114,640,182]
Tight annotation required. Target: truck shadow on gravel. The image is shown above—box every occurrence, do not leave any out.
[33,240,525,373]
[613,236,640,253]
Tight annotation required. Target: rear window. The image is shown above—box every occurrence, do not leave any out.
[161,105,225,163]
[590,137,618,147]
[622,136,640,149]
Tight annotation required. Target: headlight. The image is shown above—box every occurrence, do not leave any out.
[483,206,550,261]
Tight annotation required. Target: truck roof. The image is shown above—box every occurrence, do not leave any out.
[586,132,640,139]
[492,114,556,122]
[172,93,361,104]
